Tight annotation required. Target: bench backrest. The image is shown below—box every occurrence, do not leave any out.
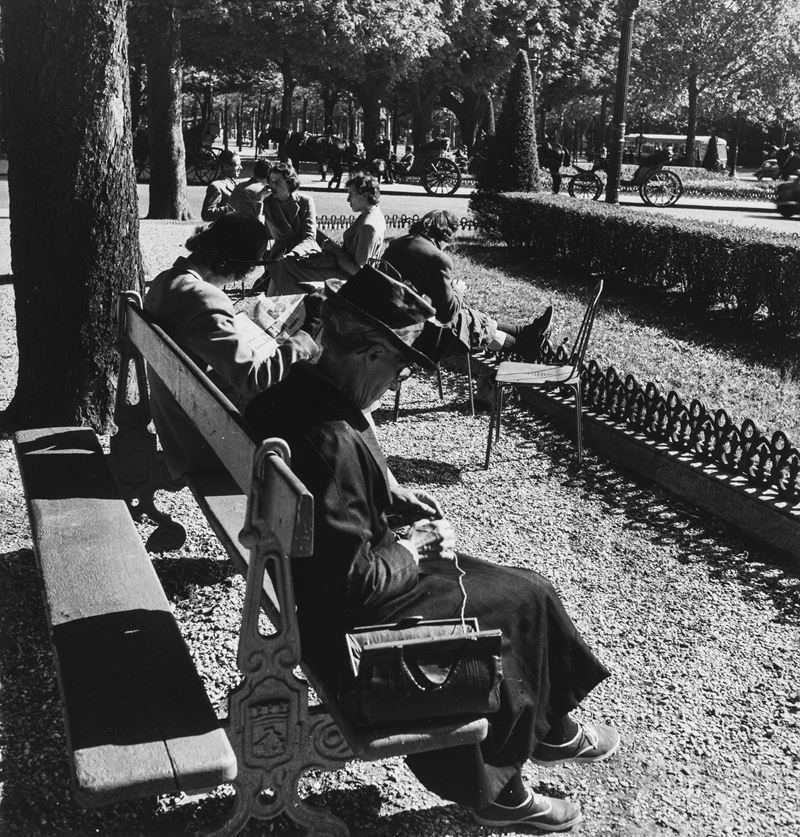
[117,293,313,595]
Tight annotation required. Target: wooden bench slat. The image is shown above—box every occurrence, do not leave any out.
[185,470,281,617]
[14,427,237,807]
[126,306,255,493]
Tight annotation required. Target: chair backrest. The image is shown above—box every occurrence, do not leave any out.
[568,279,604,374]
[368,257,402,282]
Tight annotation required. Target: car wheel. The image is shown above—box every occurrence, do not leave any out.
[778,206,796,218]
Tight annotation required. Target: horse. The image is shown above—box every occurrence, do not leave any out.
[538,139,571,194]
[258,126,349,183]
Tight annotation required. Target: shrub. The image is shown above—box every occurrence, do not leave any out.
[476,49,540,193]
[470,191,800,333]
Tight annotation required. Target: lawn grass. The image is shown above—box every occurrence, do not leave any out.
[447,241,800,443]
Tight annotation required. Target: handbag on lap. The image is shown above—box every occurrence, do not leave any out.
[342,561,503,726]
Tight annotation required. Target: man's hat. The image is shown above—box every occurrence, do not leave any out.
[324,266,436,370]
[193,214,268,266]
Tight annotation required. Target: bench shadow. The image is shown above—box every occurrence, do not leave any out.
[385,455,463,487]
[150,554,237,600]
[0,549,187,834]
[491,404,800,626]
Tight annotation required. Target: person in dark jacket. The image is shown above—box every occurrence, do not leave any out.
[201,149,242,221]
[245,265,619,832]
[382,210,552,362]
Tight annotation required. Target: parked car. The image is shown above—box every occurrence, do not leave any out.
[775,176,800,217]
[755,158,782,180]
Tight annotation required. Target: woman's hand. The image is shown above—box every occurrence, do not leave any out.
[406,517,456,561]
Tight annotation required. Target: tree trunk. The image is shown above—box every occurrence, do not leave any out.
[685,69,699,166]
[484,93,495,134]
[408,80,439,148]
[280,57,296,130]
[145,0,190,220]
[1,0,144,431]
[357,85,382,155]
[442,88,486,153]
[320,85,339,132]
[129,62,144,132]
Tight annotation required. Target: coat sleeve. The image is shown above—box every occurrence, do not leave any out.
[291,427,419,611]
[201,182,232,221]
[286,195,321,258]
[178,283,319,406]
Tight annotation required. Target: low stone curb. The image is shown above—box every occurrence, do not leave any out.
[460,353,800,570]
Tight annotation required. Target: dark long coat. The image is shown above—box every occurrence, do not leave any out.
[245,364,610,807]
[383,233,496,354]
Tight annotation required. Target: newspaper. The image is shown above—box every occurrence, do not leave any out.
[233,294,307,355]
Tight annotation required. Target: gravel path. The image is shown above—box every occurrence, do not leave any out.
[0,220,798,836]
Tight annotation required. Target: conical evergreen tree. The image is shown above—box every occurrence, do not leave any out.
[477,50,540,192]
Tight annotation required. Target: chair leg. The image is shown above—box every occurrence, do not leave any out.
[466,352,475,417]
[495,385,504,441]
[574,381,583,464]
[393,382,401,422]
[436,365,444,400]
[484,384,499,469]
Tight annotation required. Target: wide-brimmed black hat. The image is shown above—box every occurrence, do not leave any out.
[192,214,269,266]
[324,265,436,370]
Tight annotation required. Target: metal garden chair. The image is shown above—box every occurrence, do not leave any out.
[484,279,604,468]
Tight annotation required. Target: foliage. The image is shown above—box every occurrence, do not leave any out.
[470,191,800,332]
[476,49,539,192]
[634,0,800,141]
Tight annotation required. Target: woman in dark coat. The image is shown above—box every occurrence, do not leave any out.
[245,266,618,831]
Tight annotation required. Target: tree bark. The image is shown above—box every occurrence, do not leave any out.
[357,86,382,155]
[145,0,190,220]
[279,56,296,130]
[1,0,144,431]
[320,85,339,132]
[685,69,699,167]
[408,80,440,148]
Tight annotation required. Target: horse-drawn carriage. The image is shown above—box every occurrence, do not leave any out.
[259,127,463,197]
[133,121,220,185]
[385,140,462,196]
[566,149,683,207]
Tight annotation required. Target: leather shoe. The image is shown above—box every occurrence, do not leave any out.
[518,305,553,354]
[473,792,582,831]
[532,722,620,765]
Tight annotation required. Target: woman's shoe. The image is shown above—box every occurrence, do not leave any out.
[532,722,620,765]
[472,792,583,831]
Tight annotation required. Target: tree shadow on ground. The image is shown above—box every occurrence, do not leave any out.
[458,243,800,377]
[491,403,800,627]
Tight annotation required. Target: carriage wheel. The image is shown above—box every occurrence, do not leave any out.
[568,173,603,200]
[192,149,219,185]
[422,157,461,196]
[134,157,150,183]
[640,170,683,207]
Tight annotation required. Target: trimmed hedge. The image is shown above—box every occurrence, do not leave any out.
[470,191,800,331]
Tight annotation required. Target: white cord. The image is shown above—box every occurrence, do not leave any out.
[453,553,468,629]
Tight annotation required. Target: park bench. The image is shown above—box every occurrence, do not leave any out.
[13,425,237,807]
[14,290,488,835]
